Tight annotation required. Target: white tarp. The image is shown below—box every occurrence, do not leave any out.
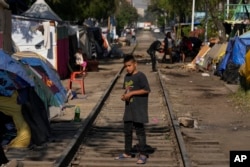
[11,15,57,69]
[21,0,62,22]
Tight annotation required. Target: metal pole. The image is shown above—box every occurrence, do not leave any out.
[227,0,229,19]
[191,0,195,31]
[164,12,167,32]
[204,3,208,43]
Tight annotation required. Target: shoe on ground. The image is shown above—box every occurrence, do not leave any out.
[114,153,133,160]
[136,154,147,164]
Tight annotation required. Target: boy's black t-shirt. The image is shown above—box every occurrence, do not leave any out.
[123,71,150,123]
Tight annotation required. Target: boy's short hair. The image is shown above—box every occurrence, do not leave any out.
[123,54,136,63]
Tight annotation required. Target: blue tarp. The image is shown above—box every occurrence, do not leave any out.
[19,57,67,107]
[232,37,250,65]
[0,50,34,96]
[218,31,250,71]
[218,38,235,71]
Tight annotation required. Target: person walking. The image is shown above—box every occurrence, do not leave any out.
[131,29,136,43]
[115,55,150,164]
[162,32,175,63]
[147,40,164,72]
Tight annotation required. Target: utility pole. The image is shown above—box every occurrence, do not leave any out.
[227,0,229,19]
[204,3,208,43]
[191,0,195,31]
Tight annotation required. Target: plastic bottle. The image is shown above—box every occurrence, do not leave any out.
[74,106,81,122]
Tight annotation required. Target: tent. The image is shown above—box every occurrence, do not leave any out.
[12,51,67,118]
[0,50,34,97]
[12,0,70,79]
[67,26,106,71]
[196,43,227,71]
[0,49,51,148]
[11,15,59,74]
[217,31,250,83]
[11,17,69,79]
[185,44,211,70]
[239,50,250,88]
[219,31,250,71]
[192,44,211,65]
[21,0,62,22]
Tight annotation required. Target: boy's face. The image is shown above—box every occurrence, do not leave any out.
[124,60,137,74]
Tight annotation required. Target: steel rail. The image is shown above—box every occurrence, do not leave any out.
[158,70,192,167]
[54,66,124,167]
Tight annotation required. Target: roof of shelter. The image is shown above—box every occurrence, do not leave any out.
[0,0,9,8]
[21,0,62,22]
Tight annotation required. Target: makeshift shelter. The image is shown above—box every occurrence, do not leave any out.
[67,26,105,72]
[12,51,67,118]
[196,43,227,71]
[224,1,250,37]
[185,44,211,70]
[192,45,211,65]
[218,31,250,83]
[12,0,70,79]
[79,27,104,59]
[21,0,62,22]
[0,50,34,96]
[0,49,51,148]
[239,50,250,90]
[219,31,250,70]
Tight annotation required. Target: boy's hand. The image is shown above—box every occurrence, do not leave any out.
[121,94,125,101]
[121,93,131,101]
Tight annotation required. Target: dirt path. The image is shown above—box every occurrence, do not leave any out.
[160,63,250,158]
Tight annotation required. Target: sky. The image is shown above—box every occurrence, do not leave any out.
[132,0,149,9]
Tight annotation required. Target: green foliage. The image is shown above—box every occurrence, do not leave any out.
[200,18,218,39]
[115,0,138,30]
[149,0,228,41]
[45,0,138,32]
[231,84,250,113]
[157,16,165,27]
[46,0,116,22]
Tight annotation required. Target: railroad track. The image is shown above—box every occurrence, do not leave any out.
[160,69,229,167]
[5,30,230,167]
[65,63,189,167]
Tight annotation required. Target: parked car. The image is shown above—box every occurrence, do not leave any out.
[153,28,160,33]
[143,25,151,31]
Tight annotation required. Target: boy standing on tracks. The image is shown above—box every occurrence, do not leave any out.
[115,55,150,164]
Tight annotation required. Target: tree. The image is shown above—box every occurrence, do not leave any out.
[46,0,117,22]
[5,0,30,14]
[149,0,227,42]
[115,0,138,32]
[203,0,227,42]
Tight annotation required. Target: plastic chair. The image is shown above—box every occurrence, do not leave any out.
[67,63,86,95]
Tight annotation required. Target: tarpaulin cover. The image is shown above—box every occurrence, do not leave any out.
[0,50,34,96]
[21,0,62,22]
